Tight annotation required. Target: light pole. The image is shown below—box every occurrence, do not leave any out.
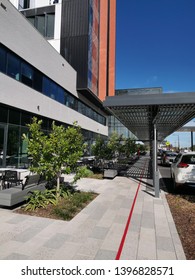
[173,134,180,151]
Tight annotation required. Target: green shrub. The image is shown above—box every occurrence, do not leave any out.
[24,189,58,211]
[52,191,96,220]
[72,166,94,183]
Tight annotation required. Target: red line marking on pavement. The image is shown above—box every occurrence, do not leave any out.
[115,160,147,260]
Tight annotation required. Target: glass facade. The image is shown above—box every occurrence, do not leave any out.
[7,53,20,81]
[0,107,31,168]
[0,43,107,168]
[27,13,55,39]
[108,116,135,139]
[0,105,105,168]
[0,43,106,126]
[19,0,30,10]
[0,47,6,73]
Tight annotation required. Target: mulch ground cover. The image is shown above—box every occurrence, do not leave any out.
[166,193,195,260]
[15,191,98,221]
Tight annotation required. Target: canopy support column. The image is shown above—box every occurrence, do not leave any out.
[153,124,160,197]
[191,131,194,151]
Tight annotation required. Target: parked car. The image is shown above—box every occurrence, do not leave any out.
[157,149,163,160]
[170,152,195,190]
[161,150,178,166]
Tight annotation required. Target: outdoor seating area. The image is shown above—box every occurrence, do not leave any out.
[0,169,45,207]
[0,168,30,190]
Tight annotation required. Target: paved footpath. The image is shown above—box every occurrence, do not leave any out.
[0,158,186,260]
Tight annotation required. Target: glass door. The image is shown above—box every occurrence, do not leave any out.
[0,124,7,167]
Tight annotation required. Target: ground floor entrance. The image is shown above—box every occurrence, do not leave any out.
[0,122,29,168]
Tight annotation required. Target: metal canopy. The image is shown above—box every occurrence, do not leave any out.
[103,92,195,142]
[103,91,195,197]
[177,126,195,132]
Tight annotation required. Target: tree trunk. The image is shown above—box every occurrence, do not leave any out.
[56,172,61,198]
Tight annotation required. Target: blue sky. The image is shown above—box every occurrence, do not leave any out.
[116,0,195,147]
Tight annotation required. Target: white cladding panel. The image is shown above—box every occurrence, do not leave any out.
[0,73,108,135]
[0,0,108,137]
[0,0,78,97]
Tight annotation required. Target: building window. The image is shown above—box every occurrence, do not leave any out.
[19,0,30,10]
[43,77,57,100]
[0,47,6,73]
[7,53,20,81]
[0,43,106,126]
[21,62,33,87]
[64,91,75,109]
[27,13,55,39]
[28,17,35,26]
[57,87,65,104]
[34,70,43,92]
[46,14,55,38]
[36,15,45,37]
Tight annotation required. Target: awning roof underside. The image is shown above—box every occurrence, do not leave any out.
[103,92,195,143]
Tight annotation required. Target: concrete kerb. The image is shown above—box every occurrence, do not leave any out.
[160,190,186,260]
[158,172,186,260]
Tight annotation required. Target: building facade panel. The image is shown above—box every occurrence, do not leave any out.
[98,0,108,101]
[0,0,108,168]
[0,73,107,134]
[87,0,99,96]
[108,0,116,98]
[98,0,116,101]
[1,0,78,97]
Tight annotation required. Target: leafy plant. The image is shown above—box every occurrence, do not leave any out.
[24,189,58,211]
[53,191,96,220]
[72,165,93,182]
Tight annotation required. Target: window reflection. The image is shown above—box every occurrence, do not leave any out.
[7,53,20,81]
[36,15,45,36]
[43,77,57,99]
[27,13,55,39]
[46,14,55,38]
[57,87,65,104]
[21,62,34,87]
[7,125,20,167]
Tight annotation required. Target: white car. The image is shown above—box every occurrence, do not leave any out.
[170,152,195,190]
[161,150,178,166]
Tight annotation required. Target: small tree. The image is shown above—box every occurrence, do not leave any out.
[24,117,84,196]
[91,135,109,160]
[107,132,124,158]
[123,137,137,157]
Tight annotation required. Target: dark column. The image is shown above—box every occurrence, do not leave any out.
[191,131,194,151]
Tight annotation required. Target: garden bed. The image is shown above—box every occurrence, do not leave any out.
[166,193,195,260]
[15,191,98,221]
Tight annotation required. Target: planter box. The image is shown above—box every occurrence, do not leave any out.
[104,169,118,179]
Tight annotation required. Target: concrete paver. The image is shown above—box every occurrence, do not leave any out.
[0,158,186,260]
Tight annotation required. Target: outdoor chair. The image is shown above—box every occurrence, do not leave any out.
[2,170,22,189]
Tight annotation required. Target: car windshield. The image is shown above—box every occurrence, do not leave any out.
[181,155,195,164]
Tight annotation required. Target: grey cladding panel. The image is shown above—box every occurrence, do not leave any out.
[61,0,89,36]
